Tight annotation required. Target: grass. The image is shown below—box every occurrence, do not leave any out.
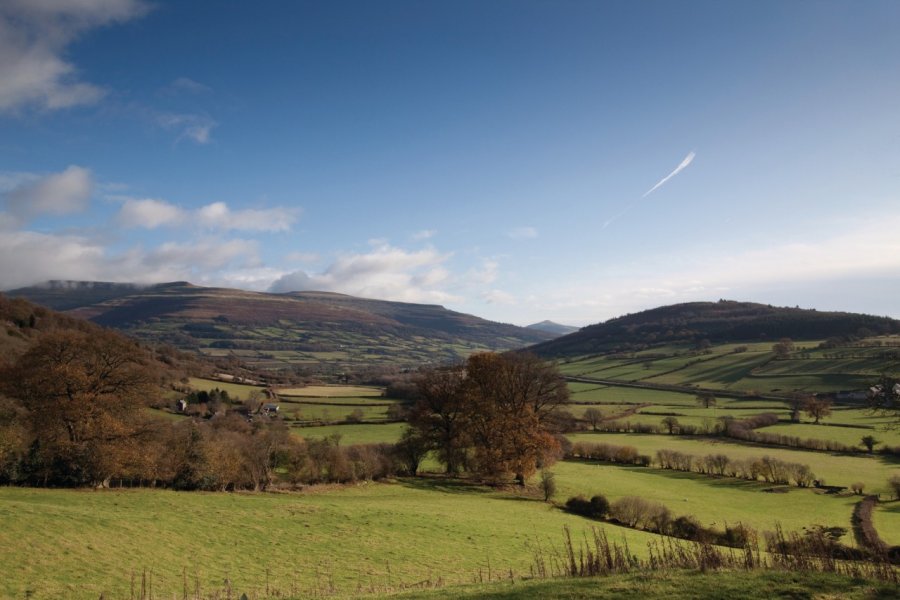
[565,432,900,497]
[0,483,664,600]
[758,423,900,448]
[277,385,384,397]
[188,377,265,400]
[387,570,900,599]
[294,422,407,444]
[550,461,859,542]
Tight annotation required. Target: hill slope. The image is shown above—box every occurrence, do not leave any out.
[531,300,900,358]
[526,320,579,336]
[8,281,553,371]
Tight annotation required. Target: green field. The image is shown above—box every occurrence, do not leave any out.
[278,385,385,397]
[188,377,266,400]
[551,461,863,544]
[295,422,407,445]
[0,484,663,600]
[566,432,900,497]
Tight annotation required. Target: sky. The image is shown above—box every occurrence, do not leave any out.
[1,0,900,327]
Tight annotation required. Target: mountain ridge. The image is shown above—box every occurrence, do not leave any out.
[7,280,554,371]
[530,299,900,358]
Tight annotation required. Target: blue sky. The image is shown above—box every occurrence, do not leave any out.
[2,1,900,326]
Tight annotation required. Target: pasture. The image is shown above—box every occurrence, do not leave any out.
[0,483,661,600]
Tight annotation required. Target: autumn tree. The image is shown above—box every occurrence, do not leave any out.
[409,352,569,485]
[804,396,832,424]
[1,329,157,487]
[463,352,569,484]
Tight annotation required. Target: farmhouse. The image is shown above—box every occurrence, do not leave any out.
[262,403,279,415]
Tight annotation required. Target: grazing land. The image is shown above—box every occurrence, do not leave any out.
[0,483,661,600]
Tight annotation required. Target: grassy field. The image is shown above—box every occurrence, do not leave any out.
[278,385,385,397]
[0,483,664,600]
[188,377,265,400]
[558,338,899,394]
[390,570,900,599]
[565,432,900,497]
[551,461,861,543]
[294,422,406,444]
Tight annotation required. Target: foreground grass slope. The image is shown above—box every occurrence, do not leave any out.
[0,483,664,600]
[390,571,900,600]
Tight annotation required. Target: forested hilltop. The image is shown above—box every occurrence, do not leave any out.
[531,300,900,357]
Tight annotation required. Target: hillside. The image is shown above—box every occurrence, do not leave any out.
[526,320,579,336]
[531,300,900,358]
[7,281,553,372]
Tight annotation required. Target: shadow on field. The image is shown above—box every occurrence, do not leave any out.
[618,464,784,493]
[398,476,493,496]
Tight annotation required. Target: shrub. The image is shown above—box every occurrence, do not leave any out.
[589,494,610,519]
[889,475,900,500]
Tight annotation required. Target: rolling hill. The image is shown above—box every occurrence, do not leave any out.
[531,300,900,358]
[7,281,554,372]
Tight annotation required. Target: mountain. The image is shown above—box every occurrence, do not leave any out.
[530,300,900,358]
[7,281,554,371]
[526,320,579,336]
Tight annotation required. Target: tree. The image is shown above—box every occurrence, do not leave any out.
[464,352,569,484]
[804,397,832,424]
[409,352,569,484]
[539,470,556,502]
[394,427,429,476]
[860,435,879,454]
[772,338,794,360]
[868,375,900,423]
[408,364,470,474]
[788,392,811,423]
[695,392,716,409]
[1,329,157,487]
[661,416,680,434]
[583,407,603,431]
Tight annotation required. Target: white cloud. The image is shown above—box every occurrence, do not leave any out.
[157,112,217,144]
[643,151,696,197]
[114,198,300,233]
[464,259,499,285]
[196,201,300,232]
[507,226,538,240]
[3,165,92,222]
[412,229,436,240]
[163,77,212,95]
[116,198,186,228]
[0,0,148,113]
[0,228,262,290]
[269,242,459,303]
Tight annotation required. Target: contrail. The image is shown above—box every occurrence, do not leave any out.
[642,151,695,198]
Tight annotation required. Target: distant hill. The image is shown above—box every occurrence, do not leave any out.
[526,320,579,336]
[8,281,554,371]
[530,300,900,358]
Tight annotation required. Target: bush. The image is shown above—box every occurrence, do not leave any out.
[564,494,609,519]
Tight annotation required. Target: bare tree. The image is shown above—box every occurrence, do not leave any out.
[584,407,603,431]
